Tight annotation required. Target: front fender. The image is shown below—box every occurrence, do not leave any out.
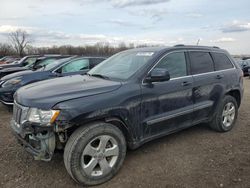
[53,84,142,143]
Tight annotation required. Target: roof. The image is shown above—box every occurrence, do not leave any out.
[126,45,225,54]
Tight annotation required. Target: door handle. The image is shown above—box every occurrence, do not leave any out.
[216,74,224,79]
[182,81,191,86]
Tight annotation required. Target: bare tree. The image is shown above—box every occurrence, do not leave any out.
[0,43,15,56]
[9,29,32,57]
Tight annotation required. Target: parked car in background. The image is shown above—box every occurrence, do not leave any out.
[0,56,10,64]
[0,55,71,79]
[10,45,243,186]
[0,55,69,70]
[237,59,250,76]
[0,56,19,64]
[242,57,250,60]
[4,58,21,64]
[0,56,105,105]
[0,55,41,69]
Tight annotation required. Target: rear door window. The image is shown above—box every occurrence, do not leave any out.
[211,52,234,71]
[189,52,214,74]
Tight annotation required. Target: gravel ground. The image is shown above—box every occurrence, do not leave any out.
[0,78,250,188]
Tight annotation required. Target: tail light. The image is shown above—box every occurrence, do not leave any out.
[240,70,244,83]
[240,70,244,78]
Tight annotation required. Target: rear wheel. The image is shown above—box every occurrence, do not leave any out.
[209,95,238,132]
[64,122,126,186]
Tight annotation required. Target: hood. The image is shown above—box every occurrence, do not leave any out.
[1,70,34,81]
[0,63,22,69]
[15,75,122,109]
[0,66,28,73]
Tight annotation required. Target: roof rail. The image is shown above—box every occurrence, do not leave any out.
[213,46,220,49]
[174,44,185,47]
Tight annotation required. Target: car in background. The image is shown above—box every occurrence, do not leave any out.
[242,57,250,60]
[237,59,250,76]
[0,55,41,69]
[4,58,21,64]
[0,56,105,105]
[0,56,11,64]
[0,55,68,70]
[0,55,71,79]
[0,56,19,64]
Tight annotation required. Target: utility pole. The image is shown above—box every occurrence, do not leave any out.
[196,38,200,46]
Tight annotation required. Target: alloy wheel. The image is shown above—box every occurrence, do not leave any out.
[222,102,236,128]
[81,135,119,177]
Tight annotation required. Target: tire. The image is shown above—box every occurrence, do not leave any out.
[209,95,238,132]
[63,122,126,186]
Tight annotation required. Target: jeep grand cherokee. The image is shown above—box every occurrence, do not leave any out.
[10,45,244,186]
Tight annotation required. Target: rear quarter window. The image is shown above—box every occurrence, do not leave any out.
[211,52,234,71]
[189,51,214,74]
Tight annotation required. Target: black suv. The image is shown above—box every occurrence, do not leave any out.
[10,46,243,186]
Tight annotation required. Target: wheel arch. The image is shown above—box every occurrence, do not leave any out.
[104,117,134,144]
[225,89,241,107]
[67,116,135,149]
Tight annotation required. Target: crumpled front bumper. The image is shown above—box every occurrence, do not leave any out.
[10,119,56,161]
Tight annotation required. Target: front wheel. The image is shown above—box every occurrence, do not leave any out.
[64,123,126,186]
[209,95,238,132]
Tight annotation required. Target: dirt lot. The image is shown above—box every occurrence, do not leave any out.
[0,78,250,188]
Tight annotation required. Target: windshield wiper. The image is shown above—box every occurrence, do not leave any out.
[88,73,110,80]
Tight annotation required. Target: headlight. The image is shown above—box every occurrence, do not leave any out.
[2,77,22,87]
[28,108,60,124]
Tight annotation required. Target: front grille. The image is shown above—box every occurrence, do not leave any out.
[13,101,29,125]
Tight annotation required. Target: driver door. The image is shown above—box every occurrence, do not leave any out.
[141,51,194,138]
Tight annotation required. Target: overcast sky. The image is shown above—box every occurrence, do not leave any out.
[0,0,249,54]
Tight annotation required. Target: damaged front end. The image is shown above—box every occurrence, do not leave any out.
[10,102,59,161]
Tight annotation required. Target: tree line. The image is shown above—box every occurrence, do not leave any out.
[0,29,152,57]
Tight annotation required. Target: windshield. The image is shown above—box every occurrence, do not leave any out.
[24,57,38,67]
[88,51,154,80]
[238,60,250,67]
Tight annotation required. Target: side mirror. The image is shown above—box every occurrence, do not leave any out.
[54,72,62,77]
[145,68,170,83]
[32,64,43,70]
[53,68,63,77]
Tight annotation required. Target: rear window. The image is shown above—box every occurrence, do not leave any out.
[189,52,214,74]
[211,52,234,71]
